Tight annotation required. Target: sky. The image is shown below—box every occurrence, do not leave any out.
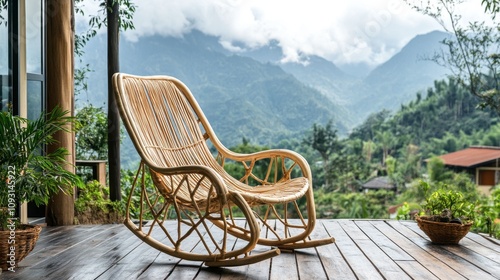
[80,0,491,68]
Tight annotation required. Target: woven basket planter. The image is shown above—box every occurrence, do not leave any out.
[0,224,42,270]
[416,216,472,245]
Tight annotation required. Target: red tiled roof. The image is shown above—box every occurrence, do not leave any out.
[438,146,500,167]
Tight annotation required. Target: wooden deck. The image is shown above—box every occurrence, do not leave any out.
[2,220,499,279]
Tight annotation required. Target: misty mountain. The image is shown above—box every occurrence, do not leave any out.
[356,30,451,118]
[80,31,347,150]
[244,30,452,125]
[80,30,452,151]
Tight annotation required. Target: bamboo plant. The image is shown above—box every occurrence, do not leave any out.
[0,107,83,229]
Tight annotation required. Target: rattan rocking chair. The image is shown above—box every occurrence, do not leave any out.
[112,73,334,266]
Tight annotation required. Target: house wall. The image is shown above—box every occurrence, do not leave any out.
[444,165,496,196]
[476,167,500,196]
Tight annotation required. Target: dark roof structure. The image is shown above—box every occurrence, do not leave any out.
[362,176,395,190]
[437,146,500,168]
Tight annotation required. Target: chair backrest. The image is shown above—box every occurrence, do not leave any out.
[112,73,216,169]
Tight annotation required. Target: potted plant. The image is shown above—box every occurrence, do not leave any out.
[416,181,476,245]
[0,107,83,271]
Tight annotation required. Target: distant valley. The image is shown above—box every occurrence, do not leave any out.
[80,30,451,152]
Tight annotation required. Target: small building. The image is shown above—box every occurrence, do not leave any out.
[361,176,396,193]
[437,146,500,195]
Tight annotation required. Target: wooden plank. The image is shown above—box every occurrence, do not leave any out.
[198,218,278,280]
[219,220,253,280]
[100,221,206,279]
[95,247,163,280]
[195,267,226,280]
[374,221,467,280]
[166,221,216,279]
[355,221,413,261]
[290,223,326,280]
[466,233,500,253]
[387,221,498,280]
[26,225,111,255]
[16,225,119,268]
[9,224,131,279]
[4,220,500,280]
[72,228,152,279]
[269,219,299,280]
[134,222,184,280]
[442,244,500,279]
[340,220,410,280]
[338,219,370,240]
[241,223,273,280]
[457,237,500,263]
[310,221,356,280]
[47,227,144,280]
[400,221,500,279]
[323,220,383,280]
[136,252,181,280]
[395,261,439,280]
[234,219,273,280]
[354,239,411,280]
[404,221,500,263]
[276,218,329,280]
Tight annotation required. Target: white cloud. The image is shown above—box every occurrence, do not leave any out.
[114,0,488,66]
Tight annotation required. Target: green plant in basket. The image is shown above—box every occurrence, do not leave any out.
[416,181,476,245]
[421,188,476,224]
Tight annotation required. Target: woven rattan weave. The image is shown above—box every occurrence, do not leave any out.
[0,224,41,270]
[416,216,472,244]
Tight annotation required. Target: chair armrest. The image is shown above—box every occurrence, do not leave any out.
[147,163,229,205]
[218,148,312,182]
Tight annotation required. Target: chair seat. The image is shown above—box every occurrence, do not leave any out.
[229,177,309,206]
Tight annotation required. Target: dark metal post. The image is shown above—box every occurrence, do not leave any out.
[107,0,121,201]
[7,0,19,115]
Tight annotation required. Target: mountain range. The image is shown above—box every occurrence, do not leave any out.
[80,30,451,150]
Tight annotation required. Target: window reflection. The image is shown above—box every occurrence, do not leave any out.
[0,3,7,75]
[1,3,9,111]
[27,80,42,120]
[1,76,9,111]
[26,0,42,74]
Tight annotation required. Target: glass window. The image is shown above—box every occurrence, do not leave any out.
[0,81,8,111]
[0,4,7,75]
[26,0,44,119]
[27,80,42,120]
[26,0,42,74]
[1,3,9,111]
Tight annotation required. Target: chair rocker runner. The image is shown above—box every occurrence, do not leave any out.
[113,73,334,266]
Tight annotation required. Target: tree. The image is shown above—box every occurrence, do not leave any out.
[362,140,376,163]
[75,105,108,160]
[482,0,500,18]
[349,110,391,141]
[303,120,340,189]
[0,0,6,25]
[74,0,136,202]
[405,0,500,113]
[74,0,136,99]
[375,130,394,168]
[427,156,453,182]
[223,139,271,185]
[74,0,136,57]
